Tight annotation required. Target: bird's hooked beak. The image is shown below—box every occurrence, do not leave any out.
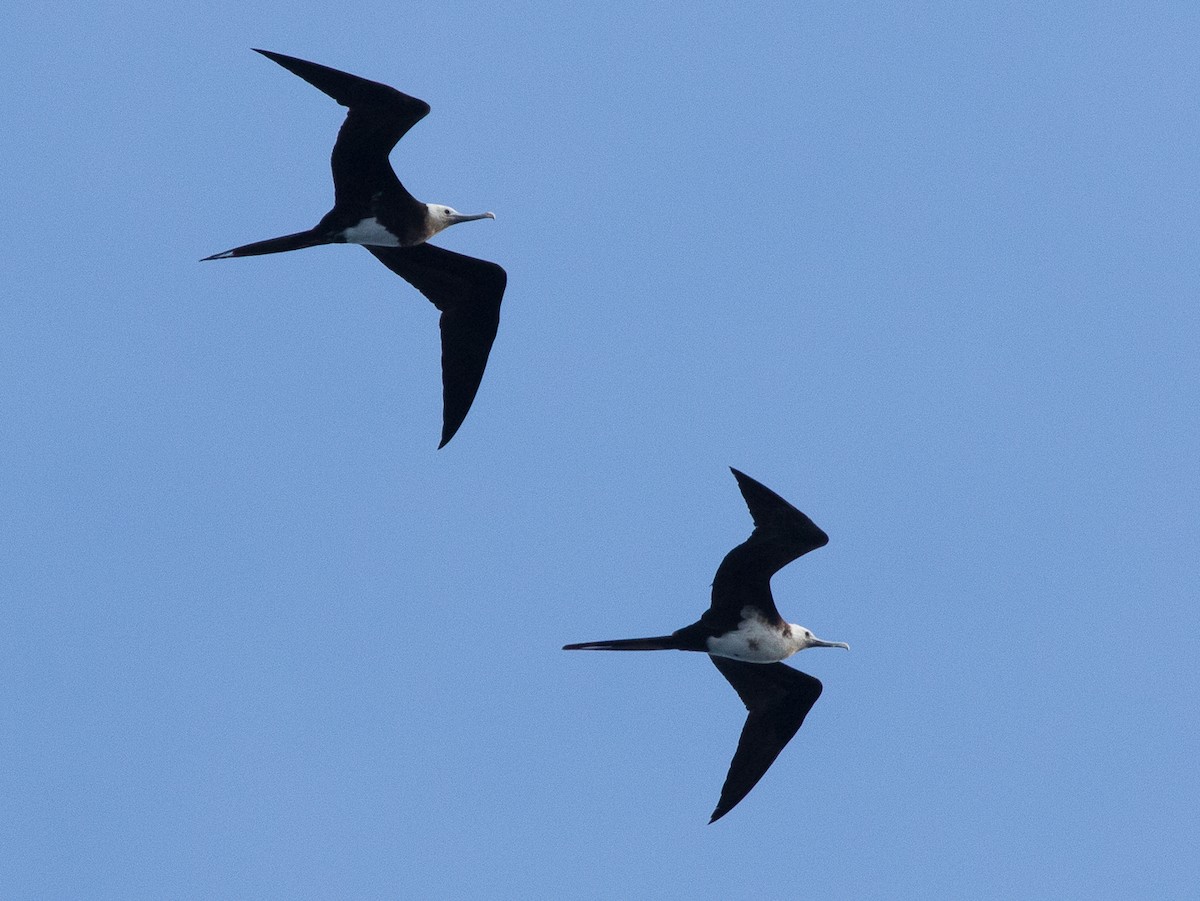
[809,637,850,651]
[452,211,495,224]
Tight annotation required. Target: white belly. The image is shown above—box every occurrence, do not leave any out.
[706,615,797,663]
[342,217,401,247]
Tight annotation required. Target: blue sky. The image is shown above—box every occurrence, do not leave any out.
[3,2,1198,898]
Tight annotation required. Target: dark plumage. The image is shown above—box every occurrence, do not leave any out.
[203,49,505,447]
[708,657,823,823]
[564,468,848,822]
[563,468,832,655]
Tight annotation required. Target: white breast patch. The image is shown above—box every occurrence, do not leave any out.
[341,217,401,247]
[705,614,797,663]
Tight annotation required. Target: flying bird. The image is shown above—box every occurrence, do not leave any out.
[203,49,506,448]
[564,468,848,822]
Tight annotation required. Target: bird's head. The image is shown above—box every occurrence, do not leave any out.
[426,204,495,237]
[795,626,849,652]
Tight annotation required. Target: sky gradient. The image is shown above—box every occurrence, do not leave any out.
[3,2,1198,898]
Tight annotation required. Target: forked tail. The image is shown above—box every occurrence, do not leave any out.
[562,635,681,651]
[201,229,329,261]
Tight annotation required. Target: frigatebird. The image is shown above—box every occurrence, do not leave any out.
[564,468,848,822]
[203,49,506,448]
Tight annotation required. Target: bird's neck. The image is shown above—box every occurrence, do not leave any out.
[781,623,807,656]
[421,204,451,242]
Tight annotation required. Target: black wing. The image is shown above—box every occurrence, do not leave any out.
[708,657,823,823]
[366,244,506,447]
[254,49,430,211]
[703,468,829,630]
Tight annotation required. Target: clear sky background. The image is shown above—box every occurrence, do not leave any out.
[3,2,1197,898]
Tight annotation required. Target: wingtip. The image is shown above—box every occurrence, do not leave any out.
[728,467,758,495]
[728,467,828,544]
[438,418,465,449]
[252,48,289,66]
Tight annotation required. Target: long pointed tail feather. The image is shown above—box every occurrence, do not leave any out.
[562,635,681,651]
[202,229,329,261]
